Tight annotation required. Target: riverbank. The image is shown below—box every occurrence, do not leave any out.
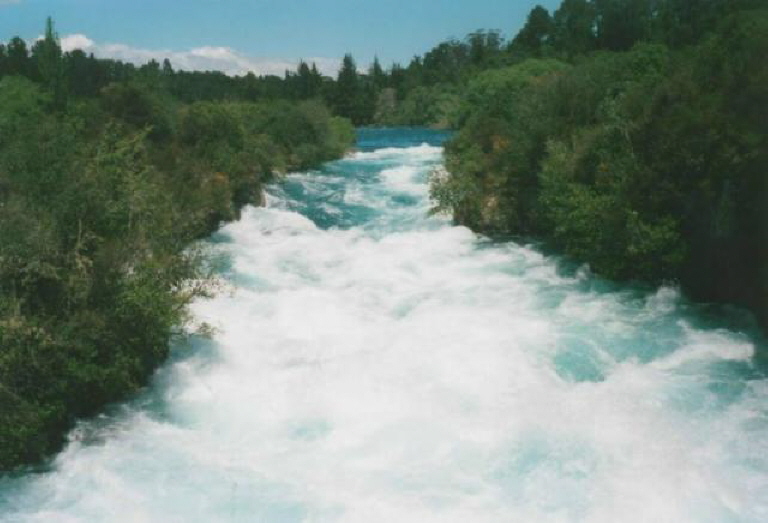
[2,128,765,522]
[431,11,768,334]
[0,75,354,471]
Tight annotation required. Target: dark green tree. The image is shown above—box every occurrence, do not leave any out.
[295,60,322,99]
[467,30,504,66]
[334,54,362,123]
[31,17,65,105]
[594,0,654,51]
[162,58,174,76]
[655,0,724,46]
[310,63,323,95]
[511,5,554,56]
[552,0,597,56]
[6,37,30,77]
[369,56,386,89]
[140,58,161,83]
[0,44,7,78]
[421,40,470,85]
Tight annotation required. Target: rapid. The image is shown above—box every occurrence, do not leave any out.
[1,128,767,522]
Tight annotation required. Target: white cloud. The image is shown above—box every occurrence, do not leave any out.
[60,34,94,51]
[59,33,340,77]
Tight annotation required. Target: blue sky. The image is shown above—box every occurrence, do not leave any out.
[0,0,562,75]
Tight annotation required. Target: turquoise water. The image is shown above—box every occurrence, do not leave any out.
[1,128,767,522]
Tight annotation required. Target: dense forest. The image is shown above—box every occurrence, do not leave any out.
[425,0,768,334]
[4,1,766,131]
[0,19,354,470]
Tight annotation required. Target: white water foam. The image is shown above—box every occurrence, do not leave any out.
[350,143,442,161]
[1,143,767,523]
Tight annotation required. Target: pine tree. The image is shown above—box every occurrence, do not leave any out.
[369,56,386,89]
[31,17,64,105]
[334,54,360,122]
[296,60,315,99]
[0,44,7,78]
[552,0,597,56]
[594,0,654,51]
[511,6,554,56]
[162,58,174,76]
[6,37,29,77]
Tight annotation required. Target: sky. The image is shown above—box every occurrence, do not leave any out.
[0,0,562,76]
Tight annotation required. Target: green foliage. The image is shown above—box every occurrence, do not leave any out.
[538,130,686,281]
[593,0,655,51]
[367,0,768,129]
[552,0,598,56]
[431,59,570,232]
[461,59,569,121]
[4,38,30,78]
[377,85,461,128]
[333,54,376,125]
[0,19,355,472]
[30,17,65,106]
[511,5,554,57]
[434,4,768,329]
[101,82,175,140]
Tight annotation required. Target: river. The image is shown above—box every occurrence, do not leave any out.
[1,128,767,522]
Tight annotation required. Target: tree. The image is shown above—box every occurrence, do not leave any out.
[31,17,65,105]
[140,58,161,82]
[295,60,321,99]
[0,44,7,78]
[369,56,386,89]
[655,0,727,47]
[6,37,30,77]
[467,30,504,66]
[421,40,470,84]
[511,5,554,56]
[552,0,597,56]
[334,54,361,123]
[310,63,323,95]
[594,0,654,51]
[162,58,174,76]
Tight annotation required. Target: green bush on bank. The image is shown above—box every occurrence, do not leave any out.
[0,59,353,470]
[432,9,768,328]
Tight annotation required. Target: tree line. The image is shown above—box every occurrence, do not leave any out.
[3,1,764,129]
[429,0,768,333]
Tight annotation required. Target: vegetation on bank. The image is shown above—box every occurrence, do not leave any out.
[0,20,354,471]
[429,0,767,329]
[1,0,766,471]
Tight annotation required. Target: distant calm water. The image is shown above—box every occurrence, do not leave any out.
[1,128,767,522]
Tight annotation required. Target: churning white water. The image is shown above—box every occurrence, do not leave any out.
[1,129,767,522]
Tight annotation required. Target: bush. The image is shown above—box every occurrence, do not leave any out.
[0,70,354,471]
[434,11,768,326]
